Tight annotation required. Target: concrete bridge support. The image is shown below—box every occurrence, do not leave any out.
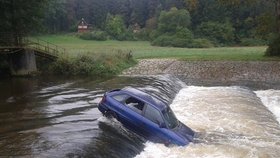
[8,49,37,76]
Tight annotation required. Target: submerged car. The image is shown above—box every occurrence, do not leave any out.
[98,87,195,146]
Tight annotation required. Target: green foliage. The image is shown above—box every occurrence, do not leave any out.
[43,0,68,33]
[265,35,280,56]
[196,21,235,45]
[190,38,214,48]
[240,38,267,46]
[133,29,151,41]
[151,8,201,48]
[0,1,47,33]
[0,0,48,44]
[157,8,191,34]
[79,31,108,41]
[47,50,136,76]
[255,13,277,40]
[105,14,127,40]
[151,35,213,48]
[175,27,194,39]
[151,35,177,47]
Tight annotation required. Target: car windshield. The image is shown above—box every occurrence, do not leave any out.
[162,107,179,129]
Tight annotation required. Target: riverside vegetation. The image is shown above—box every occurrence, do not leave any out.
[1,0,279,77]
[37,49,136,77]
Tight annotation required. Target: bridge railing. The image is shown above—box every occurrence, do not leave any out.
[26,38,66,57]
[0,33,66,58]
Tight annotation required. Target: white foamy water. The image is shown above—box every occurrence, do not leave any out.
[255,90,280,124]
[136,86,280,158]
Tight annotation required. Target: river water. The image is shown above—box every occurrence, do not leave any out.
[0,75,279,158]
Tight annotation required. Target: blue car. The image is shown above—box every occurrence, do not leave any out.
[98,87,195,146]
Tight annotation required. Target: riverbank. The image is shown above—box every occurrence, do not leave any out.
[122,59,280,82]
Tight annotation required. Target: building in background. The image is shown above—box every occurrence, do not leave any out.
[77,18,91,33]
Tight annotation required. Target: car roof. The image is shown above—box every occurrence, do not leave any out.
[121,87,167,111]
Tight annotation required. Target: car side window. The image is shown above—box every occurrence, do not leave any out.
[125,96,145,114]
[144,105,164,126]
[112,94,129,102]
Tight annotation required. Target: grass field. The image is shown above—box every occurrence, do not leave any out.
[37,34,280,61]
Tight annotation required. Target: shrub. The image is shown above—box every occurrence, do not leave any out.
[79,31,108,41]
[265,35,280,56]
[152,35,193,48]
[134,29,151,41]
[190,38,214,48]
[79,32,92,40]
[196,21,235,45]
[240,38,267,46]
[175,27,193,40]
[105,14,127,40]
[151,35,174,47]
[48,50,136,76]
[152,35,214,48]
[91,31,108,41]
[158,8,191,34]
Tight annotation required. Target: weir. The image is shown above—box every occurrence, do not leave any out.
[0,75,279,157]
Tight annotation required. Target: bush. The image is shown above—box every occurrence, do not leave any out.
[196,21,235,45]
[91,31,108,41]
[152,35,214,48]
[152,35,195,48]
[175,27,193,40]
[79,31,108,41]
[134,29,151,41]
[190,38,214,48]
[265,35,280,56]
[105,14,127,40]
[151,35,175,47]
[48,50,136,76]
[79,32,92,40]
[240,38,267,46]
[158,8,191,34]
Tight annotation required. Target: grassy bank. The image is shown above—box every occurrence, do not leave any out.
[37,34,280,61]
[37,49,136,77]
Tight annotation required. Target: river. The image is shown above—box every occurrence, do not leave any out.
[0,75,279,158]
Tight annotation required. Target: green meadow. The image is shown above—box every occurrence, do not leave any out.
[37,35,279,61]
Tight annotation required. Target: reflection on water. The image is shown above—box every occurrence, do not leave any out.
[0,75,279,158]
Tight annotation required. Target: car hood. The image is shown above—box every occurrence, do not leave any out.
[172,122,195,143]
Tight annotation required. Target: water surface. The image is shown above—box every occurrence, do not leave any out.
[0,75,279,158]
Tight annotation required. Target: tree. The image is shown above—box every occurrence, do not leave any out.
[0,0,48,45]
[218,0,280,56]
[157,7,191,34]
[196,21,235,45]
[44,0,68,33]
[105,14,127,40]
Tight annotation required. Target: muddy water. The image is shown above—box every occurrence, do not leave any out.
[0,75,279,158]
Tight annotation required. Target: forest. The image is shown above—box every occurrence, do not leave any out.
[0,0,279,55]
[41,0,276,46]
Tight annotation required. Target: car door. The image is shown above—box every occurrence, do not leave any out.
[112,94,147,136]
[141,104,170,143]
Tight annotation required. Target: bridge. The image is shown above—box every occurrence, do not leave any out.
[0,33,66,76]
